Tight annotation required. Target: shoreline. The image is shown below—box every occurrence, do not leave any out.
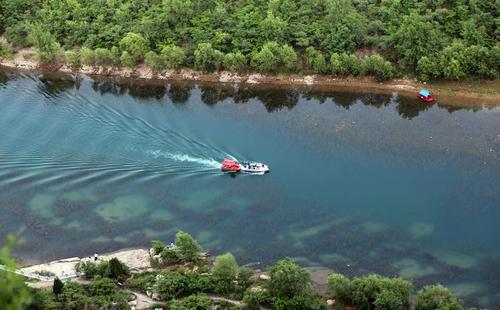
[1,56,499,108]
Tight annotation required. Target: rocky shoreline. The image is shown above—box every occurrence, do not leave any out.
[1,50,499,108]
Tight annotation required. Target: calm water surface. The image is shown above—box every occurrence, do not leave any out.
[1,70,499,307]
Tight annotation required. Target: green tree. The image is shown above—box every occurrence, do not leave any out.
[327,273,351,305]
[373,289,404,310]
[212,253,238,293]
[160,248,179,265]
[416,285,462,310]
[110,46,121,65]
[80,47,96,66]
[120,51,135,68]
[252,42,282,73]
[151,240,165,255]
[0,235,32,309]
[161,45,186,69]
[0,43,14,60]
[64,50,80,70]
[393,13,446,67]
[223,51,247,72]
[108,258,129,282]
[52,277,64,296]
[194,43,224,72]
[169,294,212,310]
[145,51,165,71]
[252,42,298,73]
[28,24,63,64]
[305,47,327,74]
[119,32,149,63]
[258,11,288,44]
[416,56,440,81]
[94,48,113,66]
[175,231,203,262]
[331,53,362,76]
[280,44,298,73]
[243,288,270,310]
[268,258,311,299]
[363,55,394,81]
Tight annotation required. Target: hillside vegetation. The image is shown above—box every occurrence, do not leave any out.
[0,0,498,82]
[2,232,470,310]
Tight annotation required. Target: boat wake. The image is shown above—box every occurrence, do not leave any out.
[146,150,220,170]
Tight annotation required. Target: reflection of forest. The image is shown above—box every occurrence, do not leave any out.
[4,72,484,119]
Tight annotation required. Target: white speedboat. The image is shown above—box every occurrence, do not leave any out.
[239,162,270,174]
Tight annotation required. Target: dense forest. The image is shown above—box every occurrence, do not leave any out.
[0,0,498,81]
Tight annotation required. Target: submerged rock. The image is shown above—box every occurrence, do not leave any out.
[409,222,434,239]
[392,258,436,279]
[95,195,149,222]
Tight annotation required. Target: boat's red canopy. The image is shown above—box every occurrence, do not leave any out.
[221,159,240,171]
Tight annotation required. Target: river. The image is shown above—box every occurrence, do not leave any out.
[1,70,499,307]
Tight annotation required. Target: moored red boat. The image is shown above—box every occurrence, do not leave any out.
[417,89,434,102]
[220,159,241,172]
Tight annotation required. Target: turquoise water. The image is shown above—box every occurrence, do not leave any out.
[1,70,500,307]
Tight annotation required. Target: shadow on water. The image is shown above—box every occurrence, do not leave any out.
[0,70,484,117]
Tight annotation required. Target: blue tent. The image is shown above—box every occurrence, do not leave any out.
[419,89,431,97]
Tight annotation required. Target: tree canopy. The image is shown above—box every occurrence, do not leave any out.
[0,0,498,79]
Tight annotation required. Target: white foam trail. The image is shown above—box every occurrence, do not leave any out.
[147,150,220,169]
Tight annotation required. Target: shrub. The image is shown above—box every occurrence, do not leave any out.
[416,56,440,81]
[90,277,117,296]
[29,288,57,310]
[53,278,64,296]
[161,44,186,69]
[28,24,63,64]
[373,289,404,310]
[223,51,247,72]
[108,258,129,282]
[252,42,281,73]
[243,288,271,310]
[212,253,238,293]
[94,48,113,66]
[280,44,298,73]
[153,272,187,301]
[416,285,462,310]
[363,54,394,81]
[0,42,14,60]
[268,258,311,299]
[64,50,80,70]
[160,248,179,265]
[331,53,362,76]
[110,46,121,65]
[251,42,298,73]
[80,47,95,66]
[5,24,30,48]
[305,47,327,74]
[194,43,224,72]
[237,267,254,290]
[119,32,149,62]
[120,51,135,68]
[169,294,212,310]
[76,261,99,279]
[0,235,32,309]
[124,272,155,292]
[76,259,129,282]
[327,273,351,304]
[175,231,203,263]
[145,51,165,71]
[151,240,165,255]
